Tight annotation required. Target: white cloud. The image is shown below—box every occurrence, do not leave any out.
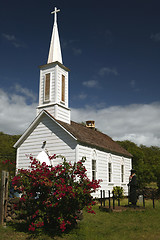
[150,32,160,42]
[72,47,82,56]
[1,85,160,147]
[0,88,37,135]
[2,33,16,41]
[99,67,118,76]
[130,80,135,88]
[62,39,82,56]
[71,102,160,147]
[82,80,98,88]
[14,84,37,102]
[129,80,140,92]
[77,93,87,100]
[2,33,26,48]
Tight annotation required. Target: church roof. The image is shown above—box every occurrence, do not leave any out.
[55,115,132,158]
[14,110,132,158]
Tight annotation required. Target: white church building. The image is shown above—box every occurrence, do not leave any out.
[14,7,132,198]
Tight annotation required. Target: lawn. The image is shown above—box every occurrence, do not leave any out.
[1,200,160,240]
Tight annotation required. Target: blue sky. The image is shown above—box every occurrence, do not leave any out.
[1,0,160,146]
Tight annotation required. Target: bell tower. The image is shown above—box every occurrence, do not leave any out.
[37,7,71,124]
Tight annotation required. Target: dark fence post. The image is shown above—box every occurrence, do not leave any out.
[100,190,102,207]
[108,190,111,209]
[117,189,120,206]
[143,194,145,208]
[152,192,155,209]
[103,190,105,207]
[113,191,115,209]
[0,171,9,225]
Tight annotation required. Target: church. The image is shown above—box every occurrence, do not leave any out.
[14,7,132,198]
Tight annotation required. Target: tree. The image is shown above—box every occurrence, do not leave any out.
[117,140,160,189]
[0,132,20,186]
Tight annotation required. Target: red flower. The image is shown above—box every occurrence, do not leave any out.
[60,220,66,232]
[28,222,36,232]
[20,196,26,202]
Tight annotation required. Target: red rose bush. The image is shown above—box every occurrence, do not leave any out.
[12,155,101,233]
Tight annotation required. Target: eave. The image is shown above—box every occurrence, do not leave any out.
[39,61,70,72]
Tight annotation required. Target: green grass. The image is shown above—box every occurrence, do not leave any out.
[1,200,160,240]
[59,200,160,240]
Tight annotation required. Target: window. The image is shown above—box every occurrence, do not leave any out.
[108,162,112,182]
[44,73,50,101]
[61,75,65,102]
[121,165,124,183]
[92,160,96,180]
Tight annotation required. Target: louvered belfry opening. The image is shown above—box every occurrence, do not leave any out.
[61,75,65,102]
[44,73,50,102]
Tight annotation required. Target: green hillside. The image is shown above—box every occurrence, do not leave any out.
[117,140,160,190]
[0,132,20,178]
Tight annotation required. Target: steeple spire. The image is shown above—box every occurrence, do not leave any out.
[47,7,62,64]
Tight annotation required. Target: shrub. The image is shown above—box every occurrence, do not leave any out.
[12,155,101,233]
[112,186,124,200]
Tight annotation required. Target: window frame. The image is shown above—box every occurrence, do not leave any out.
[61,75,65,102]
[108,162,112,183]
[44,73,50,102]
[92,159,96,180]
[121,164,124,183]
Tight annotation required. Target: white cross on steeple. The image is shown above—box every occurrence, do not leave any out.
[51,7,60,24]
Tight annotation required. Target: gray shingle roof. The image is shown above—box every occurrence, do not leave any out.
[56,118,132,158]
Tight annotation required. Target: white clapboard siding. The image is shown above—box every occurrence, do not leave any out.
[37,105,55,117]
[77,144,131,198]
[37,104,70,124]
[78,145,92,179]
[16,114,76,171]
[112,155,121,185]
[56,106,70,124]
[96,150,108,191]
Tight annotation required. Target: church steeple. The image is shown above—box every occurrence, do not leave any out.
[37,7,70,124]
[47,7,62,64]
